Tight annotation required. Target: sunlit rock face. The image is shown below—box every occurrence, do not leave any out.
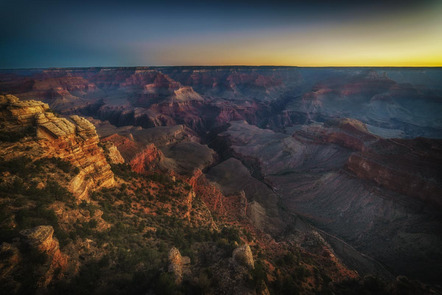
[0,95,115,200]
[0,94,50,131]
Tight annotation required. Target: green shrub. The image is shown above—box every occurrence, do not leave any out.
[154,272,179,295]
[0,126,35,142]
[79,200,97,216]
[251,260,267,286]
[0,156,31,176]
[34,157,79,175]
[111,164,137,180]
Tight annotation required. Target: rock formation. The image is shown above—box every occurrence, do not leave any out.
[129,143,167,173]
[0,95,115,200]
[19,226,68,287]
[2,67,441,137]
[232,244,254,270]
[218,119,442,282]
[20,226,58,253]
[100,141,125,164]
[0,94,49,132]
[168,247,190,285]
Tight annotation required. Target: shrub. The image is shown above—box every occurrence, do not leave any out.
[44,180,73,202]
[0,126,35,142]
[220,226,241,244]
[0,156,31,176]
[251,260,267,286]
[79,200,96,216]
[111,164,137,180]
[154,272,179,295]
[14,207,70,248]
[34,157,79,175]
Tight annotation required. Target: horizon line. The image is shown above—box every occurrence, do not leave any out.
[1,65,442,70]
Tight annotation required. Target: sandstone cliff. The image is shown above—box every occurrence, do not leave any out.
[100,141,125,164]
[0,94,49,132]
[0,95,115,200]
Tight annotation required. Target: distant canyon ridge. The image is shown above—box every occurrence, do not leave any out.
[1,66,441,138]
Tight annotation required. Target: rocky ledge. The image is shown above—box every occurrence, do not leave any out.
[0,95,115,200]
[19,226,68,287]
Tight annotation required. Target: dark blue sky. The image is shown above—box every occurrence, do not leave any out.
[1,0,441,68]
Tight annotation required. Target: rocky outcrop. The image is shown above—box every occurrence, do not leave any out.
[101,134,141,162]
[124,71,204,105]
[36,112,76,139]
[293,118,378,151]
[189,169,228,218]
[32,76,96,93]
[218,119,442,283]
[36,114,115,200]
[129,143,166,174]
[0,94,49,132]
[20,226,58,253]
[207,157,284,234]
[173,86,203,102]
[232,244,254,270]
[19,226,68,287]
[161,142,216,175]
[168,247,190,284]
[0,95,115,200]
[3,67,442,138]
[99,124,198,153]
[100,141,125,164]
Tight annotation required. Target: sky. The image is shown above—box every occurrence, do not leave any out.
[0,0,441,68]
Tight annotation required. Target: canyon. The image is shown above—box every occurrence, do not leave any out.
[0,67,441,294]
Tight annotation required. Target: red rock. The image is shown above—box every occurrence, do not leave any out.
[129,143,164,174]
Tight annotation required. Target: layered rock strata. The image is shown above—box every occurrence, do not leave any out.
[0,95,115,200]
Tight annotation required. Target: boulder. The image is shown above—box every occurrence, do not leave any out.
[20,225,57,253]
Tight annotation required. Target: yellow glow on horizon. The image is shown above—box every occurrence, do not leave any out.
[146,3,442,67]
[151,39,442,67]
